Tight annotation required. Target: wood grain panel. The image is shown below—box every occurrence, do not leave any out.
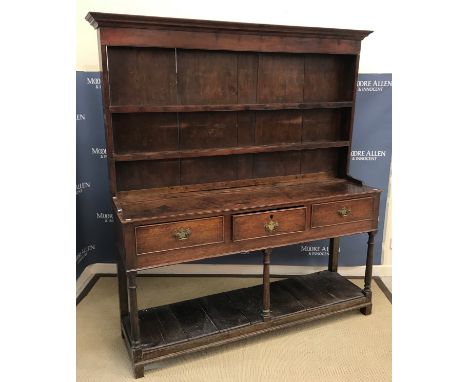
[257,53,304,103]
[233,207,306,242]
[224,286,263,324]
[179,112,238,149]
[269,282,305,316]
[199,293,250,330]
[180,156,245,185]
[281,271,365,309]
[169,299,219,338]
[116,159,180,191]
[255,110,302,145]
[177,50,238,104]
[116,178,379,222]
[311,197,374,227]
[110,101,353,113]
[237,53,258,103]
[301,148,343,175]
[304,54,355,102]
[99,27,363,54]
[302,109,349,142]
[153,306,189,343]
[254,151,301,178]
[136,216,224,254]
[138,310,165,347]
[280,277,330,308]
[236,155,254,179]
[237,111,256,146]
[113,113,178,153]
[107,47,177,105]
[113,142,350,162]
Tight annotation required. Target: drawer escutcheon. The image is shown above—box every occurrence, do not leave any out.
[264,218,279,233]
[173,227,192,240]
[337,207,351,217]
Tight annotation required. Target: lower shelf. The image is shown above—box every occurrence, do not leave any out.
[122,270,370,364]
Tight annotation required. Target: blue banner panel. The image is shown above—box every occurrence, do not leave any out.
[76,73,115,278]
[76,72,391,278]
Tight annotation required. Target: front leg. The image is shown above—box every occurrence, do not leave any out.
[117,256,129,319]
[262,248,272,321]
[360,231,376,315]
[328,237,340,272]
[127,271,141,346]
[133,364,144,379]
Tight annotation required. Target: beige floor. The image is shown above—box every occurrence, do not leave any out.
[77,276,392,382]
[380,276,392,292]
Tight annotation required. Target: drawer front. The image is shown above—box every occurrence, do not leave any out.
[136,216,224,255]
[311,197,374,227]
[233,207,306,242]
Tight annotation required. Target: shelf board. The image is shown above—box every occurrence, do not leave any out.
[113,141,350,162]
[115,176,378,222]
[109,101,353,113]
[122,271,368,356]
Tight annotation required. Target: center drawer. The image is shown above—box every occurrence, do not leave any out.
[135,216,224,255]
[233,207,306,242]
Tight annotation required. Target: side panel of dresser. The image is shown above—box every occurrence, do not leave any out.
[116,193,380,271]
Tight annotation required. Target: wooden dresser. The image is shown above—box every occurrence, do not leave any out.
[86,12,381,378]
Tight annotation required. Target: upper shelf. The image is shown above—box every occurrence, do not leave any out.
[109,102,353,114]
[113,141,350,162]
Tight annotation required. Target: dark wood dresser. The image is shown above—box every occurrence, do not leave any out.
[86,12,381,378]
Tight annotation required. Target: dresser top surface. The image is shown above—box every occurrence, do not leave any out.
[86,12,372,40]
[114,177,381,223]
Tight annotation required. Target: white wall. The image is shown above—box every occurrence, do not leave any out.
[77,0,394,73]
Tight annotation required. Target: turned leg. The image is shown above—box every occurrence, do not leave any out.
[328,237,340,272]
[127,271,141,346]
[117,258,128,339]
[361,231,376,315]
[133,364,144,379]
[262,248,272,321]
[117,257,129,319]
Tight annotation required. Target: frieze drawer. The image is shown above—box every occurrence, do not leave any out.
[135,217,224,255]
[233,207,306,242]
[311,197,374,228]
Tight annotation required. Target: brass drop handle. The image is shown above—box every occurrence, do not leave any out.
[264,216,279,233]
[337,207,351,217]
[173,227,192,240]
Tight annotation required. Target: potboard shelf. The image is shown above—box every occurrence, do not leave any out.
[113,141,351,162]
[122,271,369,360]
[109,101,353,114]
